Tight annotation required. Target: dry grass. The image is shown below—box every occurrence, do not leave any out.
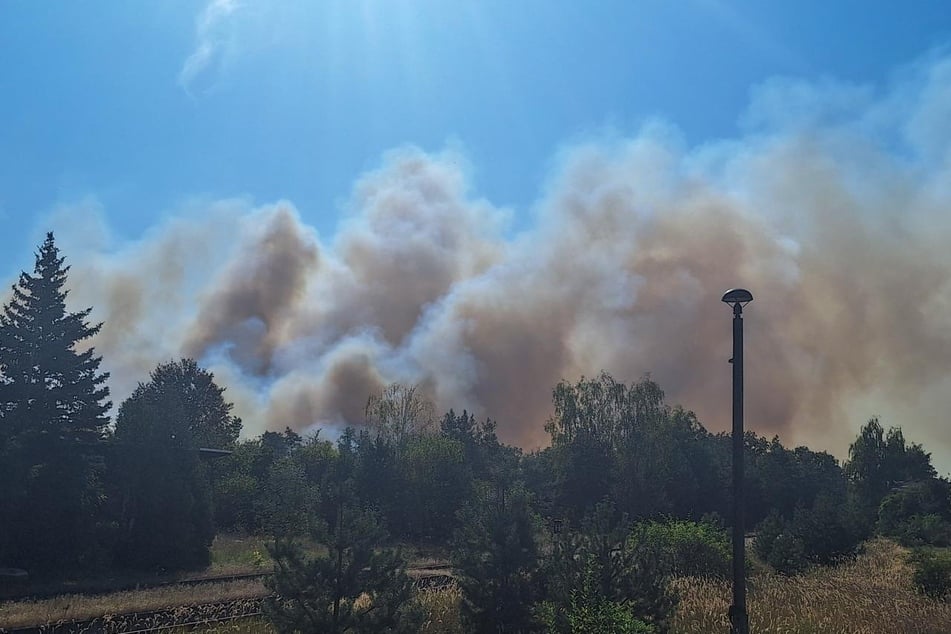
[172,585,463,633]
[209,534,274,575]
[12,539,940,632]
[170,617,275,633]
[419,582,464,634]
[672,538,951,633]
[0,579,269,629]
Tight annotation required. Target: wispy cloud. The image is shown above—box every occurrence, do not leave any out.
[179,0,240,96]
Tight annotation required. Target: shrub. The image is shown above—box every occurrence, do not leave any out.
[536,578,657,634]
[634,520,731,579]
[790,490,863,565]
[766,532,809,576]
[753,512,784,563]
[755,491,862,575]
[885,514,951,548]
[911,548,951,599]
[538,503,678,633]
[878,479,951,548]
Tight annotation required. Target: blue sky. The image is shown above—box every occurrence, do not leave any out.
[1,0,950,274]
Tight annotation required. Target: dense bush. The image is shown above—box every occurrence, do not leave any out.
[885,514,951,548]
[754,489,862,575]
[632,519,731,578]
[535,557,657,634]
[790,490,863,565]
[766,532,810,576]
[538,504,678,633]
[910,548,951,599]
[878,479,951,547]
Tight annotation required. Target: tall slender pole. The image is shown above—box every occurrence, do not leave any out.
[730,301,748,634]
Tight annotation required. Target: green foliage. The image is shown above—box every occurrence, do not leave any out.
[452,483,541,633]
[539,503,678,633]
[545,373,729,525]
[110,359,240,570]
[754,489,862,575]
[765,531,809,576]
[0,233,111,571]
[111,387,215,569]
[264,448,421,634]
[258,455,322,537]
[790,489,863,565]
[535,556,657,634]
[393,434,470,541]
[744,436,845,528]
[845,418,937,518]
[440,409,517,491]
[124,359,242,449]
[884,514,951,548]
[753,511,784,563]
[265,501,421,634]
[633,519,731,578]
[910,548,951,599]
[878,479,951,547]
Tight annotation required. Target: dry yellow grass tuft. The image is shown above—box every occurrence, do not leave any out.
[672,538,951,634]
[167,617,275,633]
[418,582,464,634]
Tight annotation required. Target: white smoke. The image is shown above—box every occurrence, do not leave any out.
[34,53,951,470]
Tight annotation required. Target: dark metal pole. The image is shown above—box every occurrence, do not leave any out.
[730,301,748,634]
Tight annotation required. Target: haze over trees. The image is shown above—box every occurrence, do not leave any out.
[2,234,951,630]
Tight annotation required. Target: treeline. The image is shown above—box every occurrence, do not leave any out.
[2,235,951,630]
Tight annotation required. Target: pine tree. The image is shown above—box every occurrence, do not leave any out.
[0,232,111,570]
[264,474,422,633]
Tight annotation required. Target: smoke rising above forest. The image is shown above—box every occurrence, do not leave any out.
[44,54,951,464]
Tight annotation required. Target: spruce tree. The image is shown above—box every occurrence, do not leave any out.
[0,232,111,570]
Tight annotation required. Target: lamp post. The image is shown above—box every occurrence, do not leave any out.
[722,288,752,634]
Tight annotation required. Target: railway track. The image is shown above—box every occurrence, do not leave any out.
[0,572,273,604]
[0,570,455,633]
[1,564,452,603]
[0,596,265,634]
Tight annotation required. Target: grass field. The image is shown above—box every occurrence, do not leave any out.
[673,538,951,633]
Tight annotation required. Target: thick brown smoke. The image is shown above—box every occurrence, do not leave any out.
[50,56,951,467]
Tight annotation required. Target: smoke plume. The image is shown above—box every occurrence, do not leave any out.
[45,54,951,467]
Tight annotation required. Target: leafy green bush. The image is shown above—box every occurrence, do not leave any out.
[633,519,731,578]
[910,548,951,599]
[536,584,656,634]
[538,503,677,633]
[536,555,657,633]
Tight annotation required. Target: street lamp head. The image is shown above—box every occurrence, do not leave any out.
[721,288,753,307]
